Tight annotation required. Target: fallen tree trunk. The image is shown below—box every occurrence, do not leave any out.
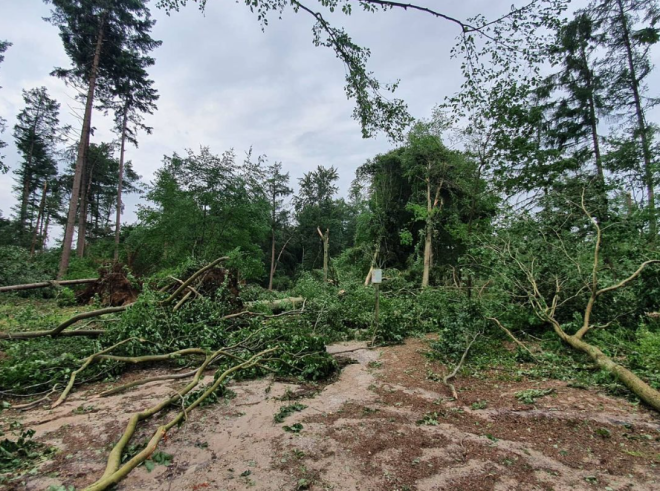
[0,278,97,293]
[53,343,207,408]
[0,305,129,340]
[552,324,660,412]
[246,296,304,311]
[84,347,278,491]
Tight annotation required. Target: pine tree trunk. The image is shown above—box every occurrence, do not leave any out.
[76,160,92,257]
[20,116,40,233]
[579,45,604,181]
[615,0,656,236]
[58,14,106,278]
[42,213,50,251]
[268,229,276,291]
[30,181,48,257]
[114,109,128,263]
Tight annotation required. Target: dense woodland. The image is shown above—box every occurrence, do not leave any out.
[1,0,660,489]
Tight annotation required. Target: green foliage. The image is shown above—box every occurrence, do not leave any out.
[0,426,54,475]
[632,325,660,374]
[143,451,173,472]
[416,412,441,426]
[273,403,307,423]
[0,246,50,287]
[515,388,556,404]
[282,423,303,433]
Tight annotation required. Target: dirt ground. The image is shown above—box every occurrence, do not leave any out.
[2,337,660,491]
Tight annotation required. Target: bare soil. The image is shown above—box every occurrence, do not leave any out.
[2,337,660,490]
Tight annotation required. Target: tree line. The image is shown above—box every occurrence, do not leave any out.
[0,0,657,293]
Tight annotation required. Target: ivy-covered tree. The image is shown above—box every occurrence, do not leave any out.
[400,122,470,288]
[44,0,160,277]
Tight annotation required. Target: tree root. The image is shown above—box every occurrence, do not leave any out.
[83,347,278,491]
[161,256,229,306]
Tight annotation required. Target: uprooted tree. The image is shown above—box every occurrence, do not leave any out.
[0,257,335,490]
[486,192,660,411]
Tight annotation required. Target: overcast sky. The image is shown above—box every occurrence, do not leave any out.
[0,0,615,235]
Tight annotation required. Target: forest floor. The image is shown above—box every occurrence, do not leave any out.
[3,336,660,491]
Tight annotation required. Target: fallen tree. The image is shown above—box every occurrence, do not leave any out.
[0,256,336,489]
[0,305,128,340]
[487,193,660,412]
[0,258,234,341]
[0,278,97,293]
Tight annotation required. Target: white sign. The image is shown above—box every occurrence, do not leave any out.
[371,269,383,284]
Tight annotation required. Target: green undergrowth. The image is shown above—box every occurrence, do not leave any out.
[2,272,659,410]
[0,423,56,482]
[427,323,660,404]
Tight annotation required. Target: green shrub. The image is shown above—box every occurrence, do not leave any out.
[0,246,50,288]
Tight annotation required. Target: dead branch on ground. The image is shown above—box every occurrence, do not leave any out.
[443,331,480,400]
[0,278,97,293]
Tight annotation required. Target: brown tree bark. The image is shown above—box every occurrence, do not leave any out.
[58,13,106,278]
[615,0,655,236]
[317,227,329,282]
[268,229,276,291]
[30,180,48,257]
[76,159,93,257]
[114,108,128,262]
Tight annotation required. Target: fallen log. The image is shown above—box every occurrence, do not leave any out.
[0,278,97,293]
[246,296,304,311]
[0,305,129,340]
[84,347,278,491]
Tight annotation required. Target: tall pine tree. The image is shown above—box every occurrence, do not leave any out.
[44,0,160,276]
[108,48,159,261]
[12,87,67,241]
[592,0,660,234]
[0,40,12,174]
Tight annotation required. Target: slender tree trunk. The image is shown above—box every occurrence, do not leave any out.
[20,113,41,232]
[42,213,50,251]
[317,227,330,282]
[76,160,92,257]
[268,228,276,291]
[30,181,48,257]
[615,0,655,236]
[422,173,432,288]
[323,231,329,282]
[58,13,106,278]
[114,108,129,262]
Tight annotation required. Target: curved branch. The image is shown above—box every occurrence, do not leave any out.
[0,305,129,340]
